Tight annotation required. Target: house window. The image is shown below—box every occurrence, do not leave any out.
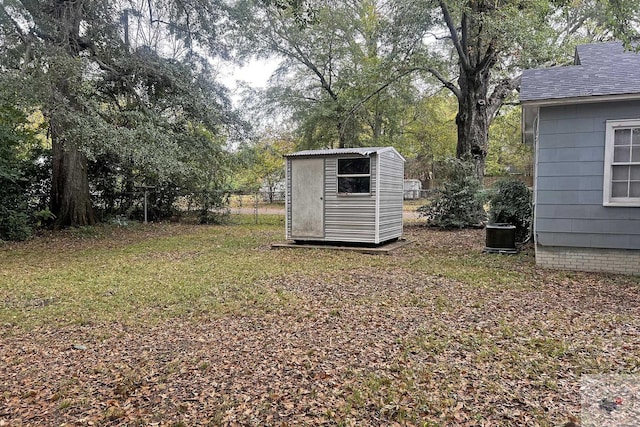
[337,158,370,194]
[604,119,640,206]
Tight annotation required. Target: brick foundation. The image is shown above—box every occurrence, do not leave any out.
[536,245,640,275]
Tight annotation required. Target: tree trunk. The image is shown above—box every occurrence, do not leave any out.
[50,119,96,228]
[336,103,347,148]
[44,0,96,228]
[456,66,490,180]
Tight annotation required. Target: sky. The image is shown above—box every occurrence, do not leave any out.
[218,58,280,102]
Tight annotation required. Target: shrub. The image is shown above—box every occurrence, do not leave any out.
[417,158,486,228]
[487,178,532,243]
[0,207,32,242]
[0,106,38,241]
[197,189,230,224]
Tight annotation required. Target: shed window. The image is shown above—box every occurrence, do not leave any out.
[604,119,640,206]
[338,158,370,194]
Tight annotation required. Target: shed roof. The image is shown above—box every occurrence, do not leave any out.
[285,146,405,161]
[520,42,640,103]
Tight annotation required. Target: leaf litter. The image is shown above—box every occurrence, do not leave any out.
[1,225,640,426]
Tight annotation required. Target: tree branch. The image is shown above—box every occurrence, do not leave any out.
[477,39,497,73]
[424,67,461,99]
[291,44,338,101]
[1,5,29,43]
[487,75,521,118]
[438,0,471,71]
[461,11,468,63]
[0,5,34,67]
[344,68,416,119]
[266,11,338,101]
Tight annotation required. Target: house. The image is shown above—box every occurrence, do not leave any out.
[284,147,405,244]
[520,41,640,275]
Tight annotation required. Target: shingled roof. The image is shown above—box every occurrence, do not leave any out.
[520,42,640,103]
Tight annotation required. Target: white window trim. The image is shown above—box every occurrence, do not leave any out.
[337,157,371,195]
[603,118,640,207]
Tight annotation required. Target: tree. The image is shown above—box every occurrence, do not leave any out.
[485,106,533,177]
[424,0,624,178]
[233,0,434,149]
[257,0,639,179]
[254,132,296,202]
[231,129,295,202]
[396,92,458,183]
[0,0,238,228]
[602,0,640,45]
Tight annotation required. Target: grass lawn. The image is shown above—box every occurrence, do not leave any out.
[1,217,639,426]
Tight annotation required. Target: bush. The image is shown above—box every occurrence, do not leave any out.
[197,189,230,224]
[0,106,38,241]
[417,158,486,228]
[487,178,532,243]
[0,207,32,242]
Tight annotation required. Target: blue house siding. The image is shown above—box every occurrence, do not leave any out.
[535,100,640,250]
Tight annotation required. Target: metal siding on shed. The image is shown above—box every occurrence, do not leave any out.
[285,147,404,244]
[377,150,404,242]
[285,158,292,239]
[324,157,377,243]
[535,100,640,250]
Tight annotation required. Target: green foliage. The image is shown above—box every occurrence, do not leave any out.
[34,209,56,227]
[0,209,32,242]
[86,125,233,223]
[601,0,640,46]
[186,129,233,224]
[417,159,486,229]
[487,179,532,243]
[400,94,458,182]
[0,105,42,241]
[1,0,242,227]
[235,0,434,149]
[486,106,533,177]
[231,130,295,202]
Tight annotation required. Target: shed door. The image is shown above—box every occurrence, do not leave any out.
[291,158,324,238]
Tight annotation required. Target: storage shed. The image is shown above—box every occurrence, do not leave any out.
[284,147,405,244]
[520,41,640,275]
